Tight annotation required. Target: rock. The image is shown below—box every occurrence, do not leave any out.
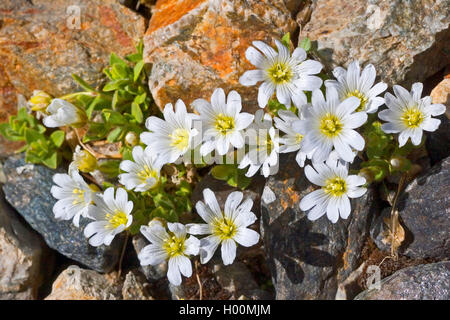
[122,270,154,300]
[213,260,270,299]
[0,0,146,98]
[2,155,123,273]
[298,0,450,86]
[371,157,450,260]
[431,77,450,116]
[0,65,24,158]
[132,234,167,282]
[261,153,378,299]
[143,0,297,113]
[45,265,121,300]
[427,77,450,164]
[0,190,51,299]
[355,262,450,300]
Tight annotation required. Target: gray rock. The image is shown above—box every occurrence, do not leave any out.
[213,260,270,299]
[132,234,167,281]
[371,157,450,260]
[2,155,123,273]
[261,153,377,299]
[0,190,51,299]
[355,262,450,300]
[298,0,450,86]
[45,265,121,300]
[122,270,154,300]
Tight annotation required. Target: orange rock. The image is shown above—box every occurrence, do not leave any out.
[430,78,450,119]
[144,0,297,113]
[0,0,146,98]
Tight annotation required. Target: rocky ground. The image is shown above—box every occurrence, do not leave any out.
[0,0,449,300]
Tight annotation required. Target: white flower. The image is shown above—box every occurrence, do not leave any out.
[138,220,200,286]
[140,100,199,164]
[325,61,387,114]
[51,169,96,227]
[239,40,323,108]
[378,83,446,147]
[274,109,312,167]
[84,187,133,247]
[192,88,254,156]
[299,156,367,223]
[118,146,164,192]
[292,87,367,163]
[71,145,97,173]
[43,99,86,128]
[238,110,280,177]
[186,189,260,265]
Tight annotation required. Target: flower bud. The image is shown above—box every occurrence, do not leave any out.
[125,131,139,146]
[73,145,97,173]
[358,167,375,184]
[28,90,53,112]
[390,156,411,172]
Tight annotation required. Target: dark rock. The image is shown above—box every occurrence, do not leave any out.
[355,262,450,300]
[426,114,450,165]
[371,157,450,260]
[0,189,52,299]
[2,155,123,273]
[261,153,378,299]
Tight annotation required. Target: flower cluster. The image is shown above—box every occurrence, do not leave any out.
[4,36,444,288]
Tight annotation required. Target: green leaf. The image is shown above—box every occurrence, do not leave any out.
[110,53,128,68]
[102,79,129,92]
[98,160,120,178]
[71,74,95,92]
[107,127,123,142]
[299,37,311,52]
[42,152,58,169]
[131,102,143,123]
[281,32,291,49]
[111,63,129,79]
[24,128,45,144]
[133,60,145,82]
[211,164,234,180]
[50,130,65,147]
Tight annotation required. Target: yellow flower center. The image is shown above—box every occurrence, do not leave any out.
[295,133,304,144]
[267,62,292,84]
[215,113,235,135]
[72,188,85,205]
[106,210,129,229]
[345,90,368,112]
[401,108,424,128]
[170,128,190,151]
[323,177,347,197]
[212,216,237,240]
[163,235,186,258]
[74,150,97,173]
[320,113,343,138]
[137,165,158,184]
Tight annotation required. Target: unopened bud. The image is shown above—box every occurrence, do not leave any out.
[28,90,53,112]
[390,156,411,172]
[359,167,375,184]
[125,131,139,146]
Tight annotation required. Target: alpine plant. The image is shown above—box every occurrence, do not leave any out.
[38,36,446,288]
